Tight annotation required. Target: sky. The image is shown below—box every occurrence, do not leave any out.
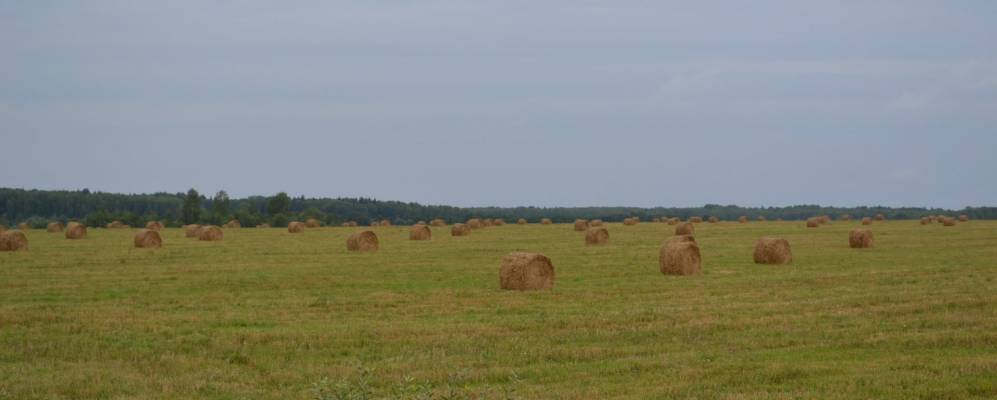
[2,1,996,209]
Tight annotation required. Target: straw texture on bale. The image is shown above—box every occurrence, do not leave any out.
[959,215,969,222]
[689,216,703,223]
[133,229,162,248]
[493,219,505,226]
[517,218,528,225]
[584,227,609,246]
[849,229,873,248]
[409,224,432,240]
[806,218,819,228]
[0,230,28,251]
[184,224,202,237]
[753,237,792,265]
[145,221,163,231]
[430,219,446,227]
[920,217,930,225]
[942,218,957,226]
[675,222,695,236]
[305,218,322,228]
[589,219,604,227]
[467,218,483,229]
[65,222,87,239]
[452,223,471,236]
[223,220,241,229]
[198,225,223,241]
[861,217,872,225]
[574,219,589,231]
[47,222,64,232]
[499,252,554,291]
[346,231,379,252]
[288,221,306,233]
[541,218,552,225]
[708,216,719,223]
[659,235,701,276]
[738,216,749,223]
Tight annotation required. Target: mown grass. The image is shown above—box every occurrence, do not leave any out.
[1,221,995,399]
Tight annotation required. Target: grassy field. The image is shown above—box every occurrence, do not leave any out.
[1,221,995,399]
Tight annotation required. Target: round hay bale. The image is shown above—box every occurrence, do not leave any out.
[840,214,852,221]
[849,229,873,248]
[184,224,202,237]
[861,217,872,225]
[738,216,749,223]
[541,218,552,225]
[517,218,527,225]
[482,219,494,227]
[753,237,792,265]
[47,222,64,232]
[574,219,588,231]
[817,216,831,225]
[379,219,392,227]
[675,222,695,236]
[146,221,164,231]
[198,225,223,241]
[17,222,30,230]
[451,223,471,236]
[689,216,703,223]
[430,219,447,227]
[107,220,128,229]
[288,221,306,233]
[874,214,885,221]
[256,224,271,229]
[958,215,969,222]
[667,218,680,225]
[920,217,929,225]
[493,219,505,226]
[305,218,322,228]
[806,218,819,228]
[499,252,554,291]
[0,230,29,251]
[133,229,162,249]
[942,217,957,226]
[467,218,483,229]
[346,231,379,251]
[659,235,701,276]
[584,227,609,246]
[65,222,87,239]
[708,216,719,223]
[589,219,604,227]
[757,216,767,222]
[224,220,242,229]
[409,224,432,240]
[623,218,638,226]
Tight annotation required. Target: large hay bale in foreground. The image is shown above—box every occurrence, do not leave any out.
[499,252,554,290]
[738,216,749,223]
[861,217,872,225]
[689,216,703,223]
[942,217,957,226]
[959,215,969,222]
[589,219,604,227]
[623,218,638,226]
[708,216,719,223]
[47,222,64,232]
[409,224,432,240]
[574,219,588,231]
[806,218,819,228]
[198,225,223,241]
[675,222,695,236]
[659,235,701,276]
[288,221,306,233]
[0,230,28,251]
[346,231,379,251]
[451,223,471,236]
[517,218,528,225]
[753,237,792,265]
[584,227,609,245]
[541,218,552,225]
[467,218,483,229]
[184,224,202,237]
[493,219,505,226]
[430,219,446,227]
[849,229,873,248]
[65,222,87,239]
[17,223,29,230]
[146,221,164,231]
[305,218,322,228]
[133,229,162,248]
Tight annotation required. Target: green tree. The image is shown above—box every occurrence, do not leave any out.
[212,190,231,223]
[182,189,201,224]
[267,192,290,216]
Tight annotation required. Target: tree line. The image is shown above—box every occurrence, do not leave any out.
[1,187,994,228]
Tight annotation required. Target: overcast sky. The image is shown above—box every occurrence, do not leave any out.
[2,1,996,208]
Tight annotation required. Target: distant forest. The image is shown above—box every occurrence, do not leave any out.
[2,187,994,228]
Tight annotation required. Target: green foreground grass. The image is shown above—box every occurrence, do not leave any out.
[1,221,996,399]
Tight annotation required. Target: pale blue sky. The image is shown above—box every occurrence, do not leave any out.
[2,1,996,208]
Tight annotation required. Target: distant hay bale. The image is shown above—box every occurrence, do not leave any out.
[184,224,202,237]
[223,220,241,229]
[674,222,695,236]
[517,218,528,225]
[370,221,380,227]
[288,221,306,233]
[667,218,680,225]
[346,231,379,251]
[493,219,505,226]
[379,219,392,227]
[574,219,589,231]
[467,218,483,229]
[541,218,552,225]
[342,221,358,227]
[305,218,322,228]
[409,224,432,240]
[849,229,873,248]
[689,217,703,223]
[0,230,29,251]
[840,214,852,221]
[146,221,164,231]
[874,214,886,221]
[584,227,609,245]
[623,218,638,226]
[753,237,792,265]
[451,223,471,236]
[806,218,819,228]
[589,219,604,227]
[17,222,29,230]
[708,216,719,223]
[133,229,162,248]
[107,220,128,229]
[818,216,831,225]
[861,217,872,225]
[659,235,701,276]
[430,219,447,227]
[256,224,271,229]
[738,216,749,223]
[757,216,767,222]
[65,222,87,239]
[198,225,223,241]
[483,219,494,227]
[47,222,64,232]
[942,217,957,226]
[959,215,969,222]
[920,217,929,225]
[499,252,554,290]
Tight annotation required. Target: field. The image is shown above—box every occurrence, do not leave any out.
[1,221,996,399]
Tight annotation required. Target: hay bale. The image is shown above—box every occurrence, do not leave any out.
[920,217,929,225]
[430,219,446,227]
[689,216,703,223]
[942,217,957,226]
[959,215,969,222]
[146,221,164,231]
[451,223,471,236]
[861,217,872,225]
[574,219,589,231]
[493,219,505,226]
[257,224,271,229]
[482,219,494,227]
[47,222,64,232]
[541,218,552,225]
[17,222,29,230]
[659,235,701,275]
[65,222,87,239]
[623,218,638,226]
[0,230,28,251]
[517,218,528,225]
[342,221,358,227]
[584,227,609,245]
[708,216,719,223]
[757,216,767,222]
[184,224,202,237]
[753,237,792,265]
[107,220,128,229]
[499,252,554,290]
[818,215,831,225]
[667,218,680,225]
[223,220,241,229]
[806,218,819,228]
[467,218,483,229]
[305,218,322,228]
[674,222,695,236]
[874,214,885,221]
[346,231,379,251]
[288,221,306,233]
[198,225,223,241]
[589,219,604,227]
[738,216,749,223]
[849,229,873,248]
[409,224,432,240]
[133,229,162,248]
[840,214,852,221]
[379,219,392,227]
